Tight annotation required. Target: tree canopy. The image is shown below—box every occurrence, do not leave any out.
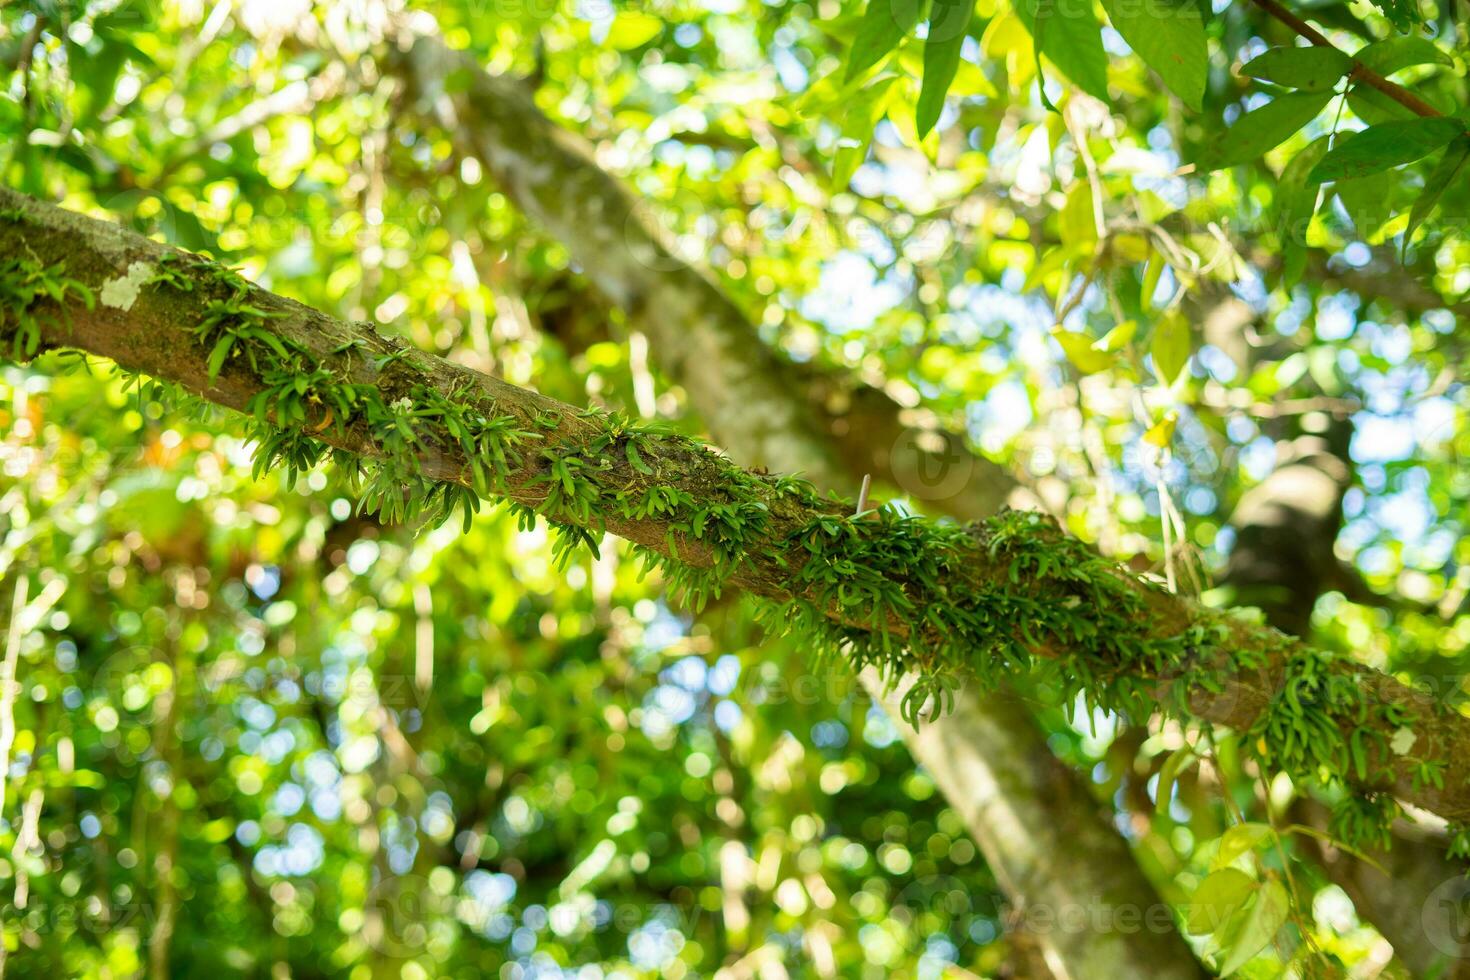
[0,0,1468,978]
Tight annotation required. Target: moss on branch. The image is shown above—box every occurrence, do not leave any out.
[2,187,1468,849]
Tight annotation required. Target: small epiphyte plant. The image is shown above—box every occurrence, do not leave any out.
[0,254,94,359]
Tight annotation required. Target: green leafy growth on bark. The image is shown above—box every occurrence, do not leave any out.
[0,252,95,359]
[4,243,1460,853]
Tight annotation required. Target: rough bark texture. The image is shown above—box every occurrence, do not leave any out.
[5,191,1469,823]
[1224,428,1470,978]
[382,22,1210,979]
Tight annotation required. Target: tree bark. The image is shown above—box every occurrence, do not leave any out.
[384,22,1212,979]
[3,191,1467,830]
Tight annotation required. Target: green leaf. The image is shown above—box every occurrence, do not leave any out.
[1335,168,1396,243]
[1277,135,1330,228]
[44,768,106,790]
[1203,92,1333,170]
[1212,821,1274,870]
[1218,879,1289,975]
[1348,87,1416,125]
[625,440,653,474]
[1098,319,1137,352]
[1028,0,1061,111]
[1150,315,1190,385]
[253,328,292,361]
[1140,251,1165,308]
[1355,36,1454,76]
[1053,329,1116,374]
[1310,118,1466,182]
[206,334,235,381]
[832,142,866,189]
[847,0,929,81]
[1015,0,1110,102]
[1241,46,1351,93]
[949,58,998,97]
[1059,183,1098,248]
[833,75,898,187]
[916,0,975,137]
[1144,410,1178,447]
[1154,744,1194,813]
[1277,135,1331,286]
[1185,868,1257,936]
[606,12,664,50]
[1100,0,1207,110]
[1406,135,1470,253]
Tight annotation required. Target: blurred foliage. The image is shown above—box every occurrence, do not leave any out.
[0,0,1467,976]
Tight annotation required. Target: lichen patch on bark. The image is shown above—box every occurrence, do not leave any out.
[99,261,157,312]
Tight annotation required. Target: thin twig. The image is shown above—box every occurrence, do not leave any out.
[3,16,45,77]
[1248,0,1446,119]
[1256,770,1324,959]
[10,15,45,168]
[0,577,24,980]
[1282,823,1390,876]
[1063,102,1107,241]
[0,577,28,824]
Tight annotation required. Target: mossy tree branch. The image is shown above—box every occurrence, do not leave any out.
[3,187,1469,836]
[382,21,1205,977]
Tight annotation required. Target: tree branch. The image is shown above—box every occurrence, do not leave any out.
[4,187,1470,832]
[1248,0,1446,119]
